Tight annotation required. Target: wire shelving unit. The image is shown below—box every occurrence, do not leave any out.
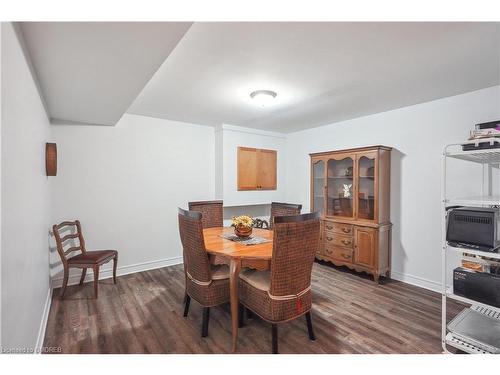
[442,137,500,354]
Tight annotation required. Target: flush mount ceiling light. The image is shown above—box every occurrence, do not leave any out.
[249,90,277,107]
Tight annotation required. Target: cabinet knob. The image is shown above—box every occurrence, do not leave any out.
[342,228,351,233]
[326,225,333,230]
[341,239,351,245]
[342,254,350,259]
[326,236,333,241]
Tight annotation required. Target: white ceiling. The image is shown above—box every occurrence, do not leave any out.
[19,22,500,131]
[128,22,500,132]
[20,22,192,125]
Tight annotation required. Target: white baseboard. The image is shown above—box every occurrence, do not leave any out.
[390,270,441,293]
[51,256,183,289]
[49,255,440,292]
[35,286,52,353]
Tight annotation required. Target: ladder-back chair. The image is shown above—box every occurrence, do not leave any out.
[52,220,118,299]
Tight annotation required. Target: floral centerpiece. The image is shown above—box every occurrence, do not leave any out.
[231,215,254,238]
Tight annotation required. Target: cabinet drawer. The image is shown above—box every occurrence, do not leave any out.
[324,222,353,236]
[324,233,354,248]
[324,245,353,262]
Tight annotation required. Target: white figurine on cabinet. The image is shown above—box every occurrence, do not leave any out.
[343,184,352,198]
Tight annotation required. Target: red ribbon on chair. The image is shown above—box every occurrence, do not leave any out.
[296,297,302,313]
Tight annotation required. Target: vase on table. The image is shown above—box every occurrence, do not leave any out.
[231,215,254,238]
[234,224,252,238]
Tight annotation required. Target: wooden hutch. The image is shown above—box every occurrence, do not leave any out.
[310,146,392,283]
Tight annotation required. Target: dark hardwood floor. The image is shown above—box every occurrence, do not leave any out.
[43,261,465,354]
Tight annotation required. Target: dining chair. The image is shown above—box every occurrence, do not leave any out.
[186,201,224,307]
[269,202,302,229]
[178,207,230,337]
[184,200,223,307]
[238,212,320,354]
[188,200,223,228]
[52,220,118,299]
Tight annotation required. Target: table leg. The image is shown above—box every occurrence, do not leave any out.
[229,258,241,352]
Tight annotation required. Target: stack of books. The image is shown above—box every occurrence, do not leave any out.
[469,120,500,140]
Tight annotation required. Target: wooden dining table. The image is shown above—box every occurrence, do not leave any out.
[203,226,273,352]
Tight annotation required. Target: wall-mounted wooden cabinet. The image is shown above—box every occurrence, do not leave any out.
[310,145,392,283]
[237,147,277,191]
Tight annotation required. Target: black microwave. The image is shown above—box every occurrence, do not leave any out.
[446,207,500,252]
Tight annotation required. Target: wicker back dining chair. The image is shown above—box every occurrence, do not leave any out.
[238,212,320,353]
[178,207,230,337]
[188,200,223,228]
[52,220,118,299]
[269,202,302,229]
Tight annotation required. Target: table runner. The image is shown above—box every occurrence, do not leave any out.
[221,234,271,246]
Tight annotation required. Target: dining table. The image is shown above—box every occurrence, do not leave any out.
[203,226,273,352]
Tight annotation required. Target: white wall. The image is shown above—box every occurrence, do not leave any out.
[286,86,500,291]
[50,114,215,285]
[1,23,52,351]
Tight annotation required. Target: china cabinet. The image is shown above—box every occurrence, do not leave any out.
[310,146,392,282]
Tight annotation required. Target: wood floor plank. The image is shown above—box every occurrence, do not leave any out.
[43,262,465,354]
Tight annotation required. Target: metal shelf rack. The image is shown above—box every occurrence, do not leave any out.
[447,244,500,261]
[445,288,500,315]
[442,137,500,354]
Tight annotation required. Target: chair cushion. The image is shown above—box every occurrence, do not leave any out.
[239,269,270,291]
[210,264,230,280]
[68,250,117,265]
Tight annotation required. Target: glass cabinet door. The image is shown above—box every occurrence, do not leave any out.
[357,155,376,221]
[326,157,354,218]
[312,160,325,216]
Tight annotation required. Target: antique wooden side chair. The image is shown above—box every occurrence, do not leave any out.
[238,212,320,353]
[178,208,230,337]
[52,220,118,299]
[269,202,302,229]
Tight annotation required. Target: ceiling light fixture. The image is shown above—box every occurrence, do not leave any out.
[250,90,277,107]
